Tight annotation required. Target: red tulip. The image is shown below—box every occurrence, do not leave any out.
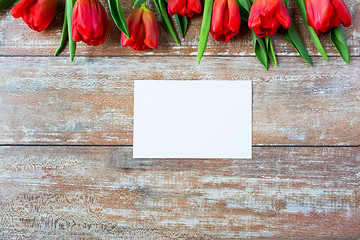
[72,0,109,46]
[248,0,291,37]
[210,0,241,42]
[121,8,159,51]
[167,0,202,18]
[11,0,57,32]
[305,0,351,35]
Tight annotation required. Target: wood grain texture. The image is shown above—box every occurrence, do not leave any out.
[0,56,359,146]
[0,146,359,239]
[1,1,359,238]
[0,0,359,57]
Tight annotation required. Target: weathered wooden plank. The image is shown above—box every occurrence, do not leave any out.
[0,0,358,57]
[0,56,359,145]
[0,146,359,239]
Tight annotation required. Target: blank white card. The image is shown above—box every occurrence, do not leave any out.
[133,80,252,159]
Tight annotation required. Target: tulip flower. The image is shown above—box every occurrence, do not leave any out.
[121,8,159,51]
[168,0,202,18]
[210,0,241,42]
[11,0,57,32]
[305,0,351,35]
[72,0,109,46]
[248,0,291,37]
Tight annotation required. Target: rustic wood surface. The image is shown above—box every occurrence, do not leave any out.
[1,146,359,239]
[0,0,359,238]
[0,56,359,146]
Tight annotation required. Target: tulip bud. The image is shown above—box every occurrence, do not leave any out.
[168,0,202,18]
[305,0,351,35]
[72,0,110,46]
[248,0,291,37]
[11,0,57,32]
[121,8,159,51]
[210,0,241,42]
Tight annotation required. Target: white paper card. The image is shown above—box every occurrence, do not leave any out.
[133,80,252,159]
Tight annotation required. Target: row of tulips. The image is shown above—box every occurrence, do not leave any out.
[0,0,352,68]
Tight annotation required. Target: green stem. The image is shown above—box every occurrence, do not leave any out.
[153,0,179,45]
[295,0,329,61]
[197,0,213,65]
[54,11,68,57]
[66,0,76,62]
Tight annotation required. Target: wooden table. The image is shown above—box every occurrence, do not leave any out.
[0,0,359,238]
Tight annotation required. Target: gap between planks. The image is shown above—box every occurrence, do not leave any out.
[0,144,358,147]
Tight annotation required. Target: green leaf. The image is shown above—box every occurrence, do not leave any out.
[66,0,76,62]
[153,0,179,45]
[237,2,249,21]
[197,0,213,65]
[0,0,18,9]
[236,0,251,20]
[54,11,68,57]
[283,0,289,8]
[239,0,269,68]
[237,0,251,12]
[133,0,146,8]
[9,0,18,6]
[175,14,187,38]
[108,0,130,37]
[331,25,350,64]
[153,0,160,11]
[282,23,313,66]
[252,30,268,69]
[295,0,328,61]
[308,26,329,61]
[265,36,277,66]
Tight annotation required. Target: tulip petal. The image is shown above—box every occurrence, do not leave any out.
[121,8,144,47]
[89,6,105,40]
[304,0,316,32]
[120,32,131,46]
[168,0,185,15]
[260,14,272,29]
[133,23,147,50]
[222,1,230,40]
[330,0,351,27]
[72,0,109,46]
[12,0,56,31]
[269,17,280,36]
[227,0,240,32]
[76,2,97,41]
[122,8,159,51]
[187,0,202,15]
[249,0,287,37]
[211,0,226,34]
[30,0,57,31]
[210,0,240,42]
[261,0,279,17]
[11,0,36,18]
[91,4,109,46]
[211,32,223,41]
[331,14,342,29]
[305,0,334,34]
[178,8,189,17]
[253,26,266,37]
[168,0,201,17]
[248,0,263,28]
[72,2,82,41]
[275,0,291,29]
[143,9,159,49]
